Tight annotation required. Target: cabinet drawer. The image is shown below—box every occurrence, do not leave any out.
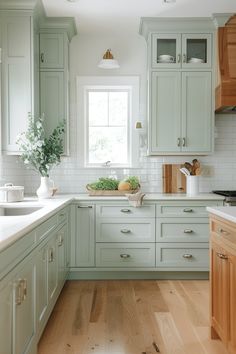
[156,243,209,269]
[211,218,236,245]
[156,204,209,217]
[96,243,155,268]
[36,215,58,242]
[96,218,155,242]
[156,218,209,242]
[57,207,68,225]
[96,204,155,218]
[0,231,36,279]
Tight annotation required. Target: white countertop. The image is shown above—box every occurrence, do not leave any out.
[207,206,236,224]
[0,193,224,253]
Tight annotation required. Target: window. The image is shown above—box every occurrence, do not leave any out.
[77,76,139,167]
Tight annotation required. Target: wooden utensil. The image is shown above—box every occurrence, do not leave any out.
[192,159,201,175]
[184,162,193,175]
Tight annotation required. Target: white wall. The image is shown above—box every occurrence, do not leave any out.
[1,32,236,195]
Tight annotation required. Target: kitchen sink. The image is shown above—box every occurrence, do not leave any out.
[0,206,43,216]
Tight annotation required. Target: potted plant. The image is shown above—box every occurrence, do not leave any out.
[17,114,65,199]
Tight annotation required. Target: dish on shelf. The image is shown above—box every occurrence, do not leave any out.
[188,57,204,63]
[157,59,176,63]
[158,54,175,62]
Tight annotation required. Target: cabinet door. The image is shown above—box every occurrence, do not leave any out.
[0,276,12,354]
[13,260,35,354]
[228,252,236,353]
[1,16,32,153]
[211,241,229,344]
[150,71,181,154]
[40,71,67,152]
[181,71,212,153]
[152,33,181,68]
[182,33,212,68]
[35,244,48,332]
[57,224,67,288]
[75,205,95,267]
[47,235,58,302]
[39,33,64,69]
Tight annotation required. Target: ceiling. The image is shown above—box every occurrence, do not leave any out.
[41,0,236,34]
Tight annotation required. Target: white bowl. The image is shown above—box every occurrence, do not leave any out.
[188,57,204,63]
[158,54,174,61]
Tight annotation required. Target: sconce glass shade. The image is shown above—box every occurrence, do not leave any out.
[98,49,120,69]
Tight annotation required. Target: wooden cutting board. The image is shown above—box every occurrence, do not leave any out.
[162,164,186,193]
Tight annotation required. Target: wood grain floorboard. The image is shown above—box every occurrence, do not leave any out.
[38,280,228,354]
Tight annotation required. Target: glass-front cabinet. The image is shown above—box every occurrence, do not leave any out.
[152,33,212,69]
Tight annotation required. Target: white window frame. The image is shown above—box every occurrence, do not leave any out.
[77,76,140,168]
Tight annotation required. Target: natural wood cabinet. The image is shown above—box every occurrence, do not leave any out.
[210,215,236,354]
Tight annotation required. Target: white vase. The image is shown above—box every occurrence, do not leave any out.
[36,177,54,199]
[186,175,199,196]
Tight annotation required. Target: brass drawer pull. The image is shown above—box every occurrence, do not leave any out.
[177,138,181,147]
[183,53,187,63]
[177,54,181,63]
[121,209,131,213]
[120,254,130,259]
[184,229,193,234]
[78,205,93,208]
[120,229,131,234]
[217,253,228,260]
[183,208,193,213]
[182,254,193,259]
[48,249,54,263]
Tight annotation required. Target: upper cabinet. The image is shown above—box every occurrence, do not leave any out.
[0,12,37,154]
[39,19,76,155]
[140,17,215,155]
[39,33,64,69]
[152,33,212,69]
[0,1,77,155]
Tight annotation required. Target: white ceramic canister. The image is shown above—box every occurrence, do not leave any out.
[186,176,199,196]
[0,183,24,202]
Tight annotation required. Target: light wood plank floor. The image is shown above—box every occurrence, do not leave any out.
[38,280,229,354]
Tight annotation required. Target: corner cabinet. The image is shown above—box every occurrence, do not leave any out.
[140,17,215,155]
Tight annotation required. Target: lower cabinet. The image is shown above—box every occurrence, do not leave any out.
[0,253,36,354]
[0,207,69,354]
[73,204,95,267]
[210,215,236,354]
[0,275,13,354]
[13,258,35,354]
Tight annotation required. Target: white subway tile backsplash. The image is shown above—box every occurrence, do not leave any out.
[1,114,236,194]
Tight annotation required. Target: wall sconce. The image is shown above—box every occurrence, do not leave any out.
[135,121,146,148]
[98,49,120,69]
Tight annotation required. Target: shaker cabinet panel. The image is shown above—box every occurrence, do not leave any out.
[39,33,64,69]
[150,71,181,153]
[1,16,33,153]
[13,260,35,354]
[40,71,67,152]
[181,71,212,153]
[0,276,12,354]
[74,204,95,267]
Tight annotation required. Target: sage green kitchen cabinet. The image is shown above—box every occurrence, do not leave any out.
[13,257,35,354]
[39,33,64,69]
[1,14,36,154]
[152,33,212,69]
[39,27,72,155]
[47,232,58,303]
[150,71,212,154]
[35,242,48,334]
[40,71,66,146]
[73,204,95,267]
[0,275,12,354]
[57,223,67,288]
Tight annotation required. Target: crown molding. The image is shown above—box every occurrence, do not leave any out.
[212,13,235,27]
[0,0,38,10]
[39,17,77,41]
